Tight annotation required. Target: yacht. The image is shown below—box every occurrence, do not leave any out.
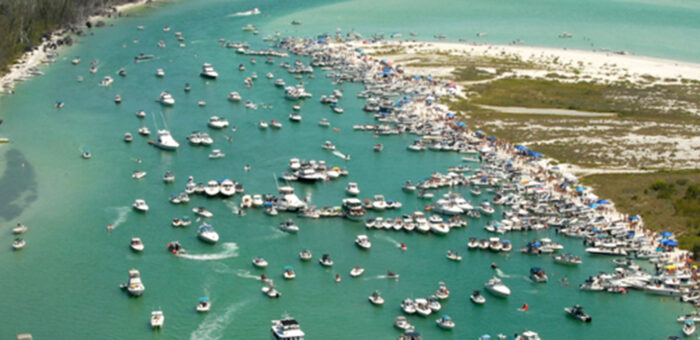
[470,290,486,304]
[208,116,229,129]
[129,238,144,252]
[277,186,307,211]
[350,266,365,277]
[156,68,165,77]
[150,310,164,329]
[136,110,146,118]
[155,130,179,150]
[436,315,455,329]
[345,182,360,196]
[270,317,305,340]
[279,219,300,233]
[401,299,416,314]
[319,254,333,267]
[342,198,366,221]
[484,277,511,297]
[196,297,211,313]
[220,179,236,197]
[228,92,242,102]
[565,305,592,322]
[12,238,25,250]
[138,126,150,136]
[283,266,296,279]
[321,140,336,150]
[355,235,372,249]
[197,224,220,244]
[200,63,218,79]
[122,269,145,297]
[209,149,225,159]
[158,91,175,106]
[299,249,312,261]
[252,256,268,268]
[124,132,133,142]
[132,199,149,212]
[204,180,221,196]
[369,291,385,305]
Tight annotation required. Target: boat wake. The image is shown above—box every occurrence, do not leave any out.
[234,269,263,281]
[178,243,239,261]
[496,268,530,281]
[227,8,261,17]
[378,235,402,248]
[107,206,130,229]
[224,200,244,216]
[189,299,251,340]
[364,275,398,280]
[262,227,287,240]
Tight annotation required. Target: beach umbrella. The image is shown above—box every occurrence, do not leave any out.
[576,187,585,192]
[487,136,497,140]
[456,121,467,127]
[627,231,636,236]
[597,199,611,204]
[589,203,599,208]
[667,240,679,247]
[446,113,455,118]
[515,145,528,151]
[629,216,640,221]
[661,231,673,237]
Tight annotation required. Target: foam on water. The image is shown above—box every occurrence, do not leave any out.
[107,206,130,229]
[189,299,251,340]
[378,235,402,248]
[177,242,239,261]
[234,269,263,281]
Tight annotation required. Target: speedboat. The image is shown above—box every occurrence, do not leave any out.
[387,270,400,280]
[99,76,113,86]
[436,315,455,329]
[446,250,462,261]
[565,305,592,322]
[209,149,225,159]
[414,299,431,316]
[374,143,383,152]
[124,132,133,143]
[369,291,384,305]
[470,290,486,304]
[321,140,336,150]
[252,194,264,207]
[355,234,371,249]
[208,116,229,129]
[402,181,416,192]
[118,68,127,77]
[200,63,218,79]
[12,238,25,250]
[81,149,91,159]
[132,199,149,212]
[299,249,312,261]
[155,68,165,77]
[435,283,450,299]
[130,238,144,252]
[204,180,220,196]
[350,266,365,277]
[259,120,269,129]
[683,319,696,336]
[283,266,296,279]
[428,296,442,312]
[114,94,122,103]
[167,241,186,255]
[193,207,213,218]
[154,130,179,150]
[346,182,360,196]
[150,310,164,329]
[479,202,495,215]
[554,253,582,265]
[279,219,299,233]
[138,126,150,136]
[196,297,211,312]
[71,57,80,65]
[163,171,175,183]
[12,223,27,235]
[319,254,333,267]
[122,268,145,297]
[484,277,511,297]
[318,118,330,126]
[274,78,286,87]
[401,299,416,314]
[270,120,282,129]
[468,238,479,249]
[220,179,236,196]
[252,256,268,268]
[394,316,414,332]
[228,92,242,102]
[289,113,302,122]
[136,110,146,118]
[530,267,548,283]
[158,91,175,106]
[197,224,219,244]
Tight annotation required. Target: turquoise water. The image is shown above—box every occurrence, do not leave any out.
[0,0,697,339]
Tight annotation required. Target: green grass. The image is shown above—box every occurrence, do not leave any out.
[583,170,700,254]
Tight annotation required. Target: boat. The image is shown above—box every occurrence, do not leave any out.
[12,223,27,235]
[154,130,179,150]
[122,269,145,297]
[196,297,211,312]
[414,299,431,316]
[150,310,164,329]
[585,247,628,256]
[402,181,416,192]
[479,202,495,215]
[318,118,330,126]
[274,78,286,87]
[468,238,479,249]
[279,219,300,233]
[342,198,366,221]
[12,238,25,250]
[554,253,582,265]
[193,207,213,218]
[289,113,302,122]
[373,143,383,152]
[565,305,592,322]
[124,132,133,143]
[71,57,80,65]
[345,182,360,196]
[299,249,312,261]
[387,270,400,280]
[517,331,542,340]
[435,283,450,299]
[99,76,113,86]
[228,91,242,102]
[136,110,146,118]
[220,179,236,196]
[283,266,296,279]
[167,241,186,255]
[321,140,336,150]
[197,224,219,244]
[394,316,415,332]
[428,296,442,311]
[484,277,511,297]
[130,238,144,252]
[401,299,416,314]
[209,149,225,159]
[134,53,154,62]
[155,68,165,77]
[118,68,127,77]
[319,254,333,267]
[81,149,91,159]
[138,126,150,136]
[683,319,696,336]
[200,63,218,79]
[208,116,229,129]
[163,171,175,183]
[132,199,149,212]
[368,291,384,305]
[252,256,268,268]
[436,315,455,329]
[355,234,371,249]
[470,290,486,304]
[270,120,282,128]
[446,250,462,261]
[204,180,221,196]
[262,283,281,298]
[529,267,548,283]
[270,316,305,340]
[350,266,365,277]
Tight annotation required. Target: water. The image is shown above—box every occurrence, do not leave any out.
[0,0,696,338]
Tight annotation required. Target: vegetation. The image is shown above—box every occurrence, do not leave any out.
[583,170,700,254]
[0,0,137,74]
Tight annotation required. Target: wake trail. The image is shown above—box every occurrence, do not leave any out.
[189,299,251,340]
[107,206,130,229]
[177,243,239,261]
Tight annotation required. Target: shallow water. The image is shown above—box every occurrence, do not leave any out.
[0,0,694,338]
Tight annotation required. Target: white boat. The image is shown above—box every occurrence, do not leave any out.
[355,234,371,249]
[155,130,179,150]
[81,149,91,159]
[270,316,304,339]
[123,268,145,297]
[565,305,592,322]
[277,186,307,211]
[368,291,384,305]
[431,223,450,235]
[684,319,696,336]
[197,224,219,244]
[209,149,225,159]
[436,315,455,329]
[204,180,221,196]
[12,238,25,250]
[350,266,365,277]
[446,250,462,261]
[228,91,242,102]
[136,110,146,118]
[319,254,333,267]
[270,120,283,129]
[470,290,486,304]
[252,194,264,207]
[289,113,302,122]
[282,266,296,280]
[484,277,511,297]
[12,223,27,235]
[585,247,627,256]
[479,202,495,215]
[132,199,149,212]
[124,132,133,142]
[130,237,144,252]
[252,256,268,268]
[138,126,150,136]
[414,299,432,316]
[155,68,165,77]
[259,120,269,129]
[200,63,218,79]
[321,140,336,150]
[345,182,360,196]
[208,116,229,129]
[150,310,164,328]
[220,179,236,197]
[99,76,113,86]
[401,299,416,314]
[158,91,175,106]
[163,171,175,183]
[279,219,299,233]
[71,57,80,65]
[196,297,211,312]
[299,249,312,261]
[114,94,122,103]
[193,207,213,218]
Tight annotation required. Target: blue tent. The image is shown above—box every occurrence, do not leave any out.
[456,121,467,127]
[597,199,611,204]
[661,231,673,237]
[667,240,679,247]
[412,75,421,79]
[589,203,599,208]
[446,113,455,118]
[576,187,585,192]
[629,215,640,221]
[515,145,528,151]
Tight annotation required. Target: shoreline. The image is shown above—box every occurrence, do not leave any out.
[0,0,156,95]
